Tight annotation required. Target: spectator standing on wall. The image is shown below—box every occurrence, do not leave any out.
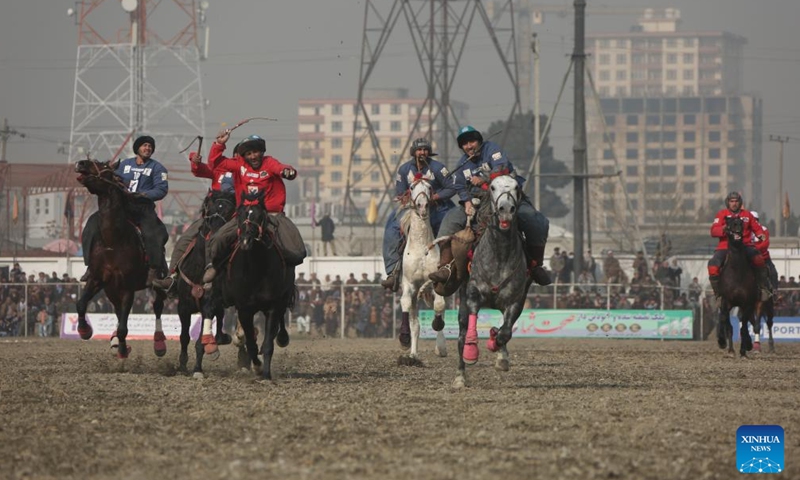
[319,212,337,256]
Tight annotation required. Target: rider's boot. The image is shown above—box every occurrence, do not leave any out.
[709,275,722,301]
[151,271,177,292]
[527,245,552,286]
[381,273,399,292]
[756,267,772,302]
[428,242,454,284]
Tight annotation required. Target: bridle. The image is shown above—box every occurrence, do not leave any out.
[82,161,127,190]
[488,174,519,221]
[239,199,267,244]
[410,178,432,216]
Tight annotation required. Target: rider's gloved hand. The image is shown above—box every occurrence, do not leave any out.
[464,200,476,216]
[282,168,297,180]
[757,234,766,242]
[215,129,230,145]
[189,152,202,164]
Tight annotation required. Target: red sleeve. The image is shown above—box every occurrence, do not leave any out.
[263,156,293,176]
[208,142,229,169]
[759,227,771,252]
[212,157,240,173]
[191,161,213,180]
[746,212,765,237]
[710,210,727,238]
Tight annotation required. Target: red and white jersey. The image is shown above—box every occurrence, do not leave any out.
[710,208,764,250]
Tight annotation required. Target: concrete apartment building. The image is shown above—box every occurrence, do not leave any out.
[585,9,762,235]
[296,88,468,219]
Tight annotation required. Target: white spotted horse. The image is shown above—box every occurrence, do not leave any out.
[396,177,447,366]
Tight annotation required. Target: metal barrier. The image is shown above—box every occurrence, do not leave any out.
[3,280,798,341]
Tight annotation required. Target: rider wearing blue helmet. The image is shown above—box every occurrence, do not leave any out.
[428,126,552,287]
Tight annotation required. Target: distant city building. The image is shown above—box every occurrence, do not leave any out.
[296,88,468,216]
[586,9,762,231]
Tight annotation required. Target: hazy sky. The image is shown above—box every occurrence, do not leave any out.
[2,0,800,218]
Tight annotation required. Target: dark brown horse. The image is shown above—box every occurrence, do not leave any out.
[74,159,167,358]
[716,216,762,357]
[175,190,236,377]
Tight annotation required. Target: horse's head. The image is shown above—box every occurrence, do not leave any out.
[488,171,520,231]
[237,190,271,252]
[74,159,122,195]
[725,216,745,246]
[203,190,236,234]
[409,177,433,220]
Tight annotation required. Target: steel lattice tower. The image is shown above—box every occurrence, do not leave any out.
[342,0,523,224]
[67,0,207,166]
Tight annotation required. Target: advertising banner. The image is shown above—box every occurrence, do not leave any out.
[730,317,800,342]
[418,309,694,340]
[60,313,213,341]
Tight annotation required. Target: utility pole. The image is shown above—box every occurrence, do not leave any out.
[1,118,24,163]
[572,0,587,281]
[532,33,541,211]
[769,135,789,236]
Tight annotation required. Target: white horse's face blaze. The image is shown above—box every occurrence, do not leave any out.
[411,179,432,220]
[490,175,519,231]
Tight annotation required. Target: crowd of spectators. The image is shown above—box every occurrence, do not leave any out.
[5,247,800,339]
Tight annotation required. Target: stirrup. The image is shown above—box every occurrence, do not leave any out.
[429,263,453,283]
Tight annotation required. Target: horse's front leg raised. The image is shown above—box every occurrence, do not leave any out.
[739,307,754,358]
[433,292,447,358]
[75,278,103,340]
[398,285,412,351]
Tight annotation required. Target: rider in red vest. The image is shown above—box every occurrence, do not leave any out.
[201,132,298,285]
[151,147,236,291]
[750,210,778,294]
[707,191,771,301]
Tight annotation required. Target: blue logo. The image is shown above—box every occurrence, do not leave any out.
[737,425,784,474]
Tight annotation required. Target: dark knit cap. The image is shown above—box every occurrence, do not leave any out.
[133,135,155,155]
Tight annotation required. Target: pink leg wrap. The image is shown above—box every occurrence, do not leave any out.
[463,314,479,365]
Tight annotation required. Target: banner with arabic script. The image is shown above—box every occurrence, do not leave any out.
[418,309,693,340]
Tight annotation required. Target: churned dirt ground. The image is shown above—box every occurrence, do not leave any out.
[1,336,798,480]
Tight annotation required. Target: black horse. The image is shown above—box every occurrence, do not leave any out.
[716,216,763,357]
[174,190,236,377]
[202,191,295,380]
[754,296,775,354]
[74,159,167,358]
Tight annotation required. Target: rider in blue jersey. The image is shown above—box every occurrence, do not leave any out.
[380,138,456,291]
[428,126,552,287]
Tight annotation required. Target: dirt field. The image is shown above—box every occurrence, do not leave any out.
[1,336,798,480]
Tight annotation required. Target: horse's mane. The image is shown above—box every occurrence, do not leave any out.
[398,202,415,235]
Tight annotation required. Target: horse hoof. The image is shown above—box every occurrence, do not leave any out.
[399,333,411,350]
[78,324,93,340]
[752,342,761,353]
[451,375,466,390]
[117,345,132,359]
[486,327,499,352]
[206,349,220,361]
[276,331,290,348]
[153,331,167,357]
[192,371,205,380]
[431,315,445,332]
[495,359,510,372]
[216,333,232,346]
[201,334,218,358]
[397,355,424,367]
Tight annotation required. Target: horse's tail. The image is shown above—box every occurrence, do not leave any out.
[418,280,435,307]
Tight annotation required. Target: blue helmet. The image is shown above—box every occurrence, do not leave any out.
[456,125,483,148]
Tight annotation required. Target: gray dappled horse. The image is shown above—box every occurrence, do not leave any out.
[453,173,533,389]
[396,178,446,366]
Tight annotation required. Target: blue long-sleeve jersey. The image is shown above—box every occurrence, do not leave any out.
[394,157,456,201]
[450,140,524,203]
[115,157,169,201]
